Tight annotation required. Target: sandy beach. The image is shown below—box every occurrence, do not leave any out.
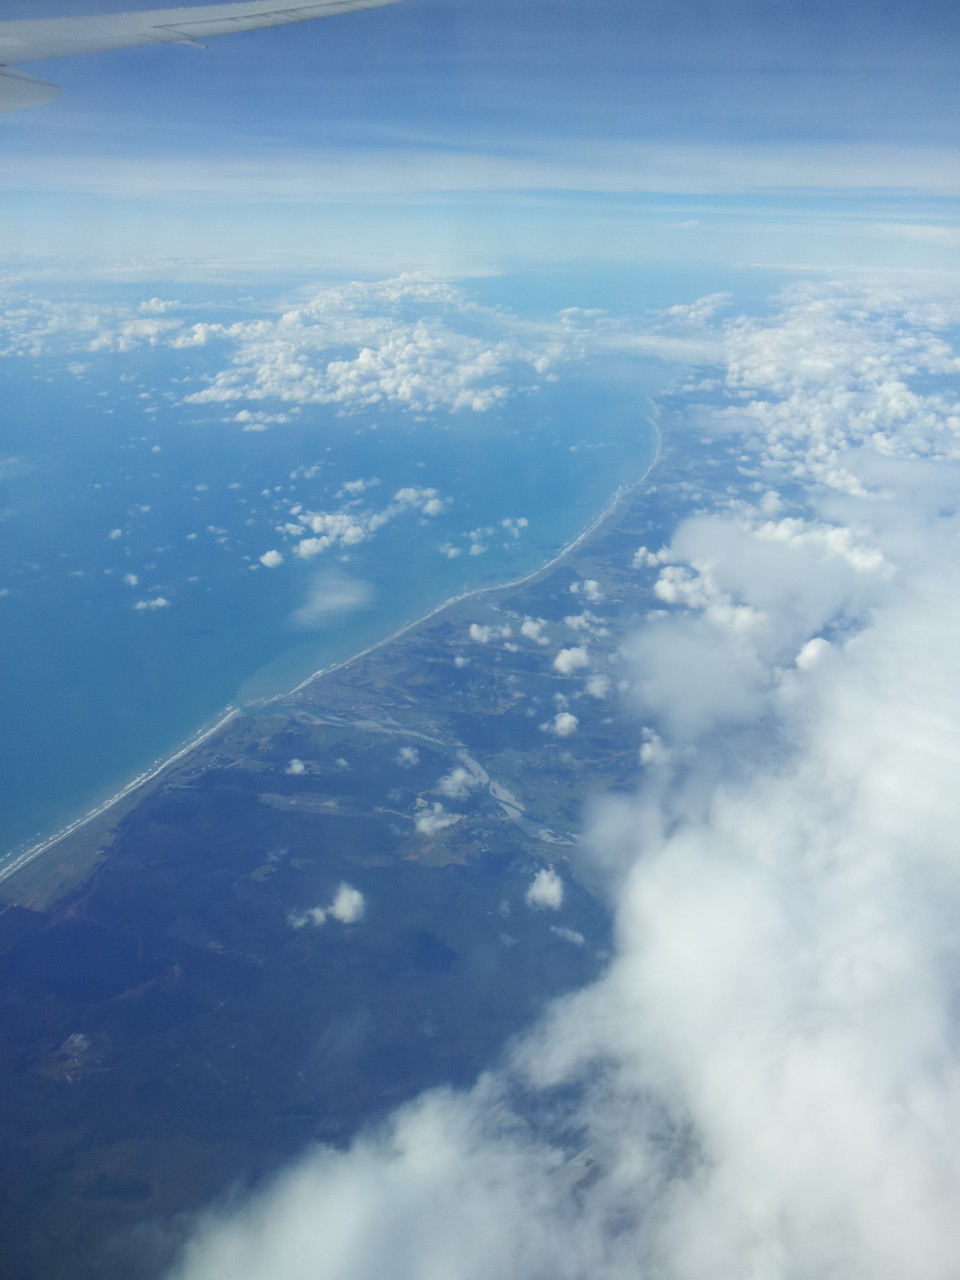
[0,707,240,886]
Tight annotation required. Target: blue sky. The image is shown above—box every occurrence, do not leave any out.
[2,0,958,273]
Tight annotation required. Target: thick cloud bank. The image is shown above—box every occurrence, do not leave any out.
[169,278,960,1280]
[0,274,570,418]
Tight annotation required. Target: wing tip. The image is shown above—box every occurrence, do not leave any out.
[0,66,61,111]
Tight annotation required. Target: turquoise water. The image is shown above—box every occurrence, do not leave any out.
[0,286,671,862]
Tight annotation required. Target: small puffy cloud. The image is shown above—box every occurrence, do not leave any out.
[563,612,592,632]
[289,906,327,929]
[133,596,170,611]
[329,883,365,924]
[290,882,364,929]
[394,486,443,514]
[285,759,306,775]
[415,803,458,837]
[525,866,564,911]
[108,528,123,540]
[288,490,449,562]
[293,537,329,559]
[553,646,590,675]
[520,618,550,646]
[468,623,512,645]
[122,572,139,586]
[233,410,292,431]
[396,746,419,768]
[436,766,479,800]
[632,545,668,568]
[502,516,529,539]
[585,674,611,699]
[550,925,585,945]
[139,296,180,314]
[569,578,604,603]
[291,571,372,629]
[541,712,579,737]
[293,513,367,557]
[259,549,284,568]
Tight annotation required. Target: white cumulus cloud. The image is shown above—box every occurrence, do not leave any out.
[525,867,565,911]
[290,883,364,929]
[584,674,611,700]
[553,647,590,675]
[436,766,480,800]
[174,276,572,419]
[520,617,551,646]
[541,712,579,738]
[329,883,365,925]
[415,803,458,837]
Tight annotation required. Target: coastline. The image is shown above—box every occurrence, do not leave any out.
[0,403,663,893]
[0,707,240,887]
[280,402,663,702]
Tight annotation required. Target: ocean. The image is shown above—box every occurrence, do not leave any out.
[0,287,672,862]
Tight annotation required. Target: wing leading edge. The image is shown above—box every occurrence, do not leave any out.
[0,0,404,110]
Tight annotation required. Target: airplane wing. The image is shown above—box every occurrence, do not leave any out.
[0,0,404,110]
